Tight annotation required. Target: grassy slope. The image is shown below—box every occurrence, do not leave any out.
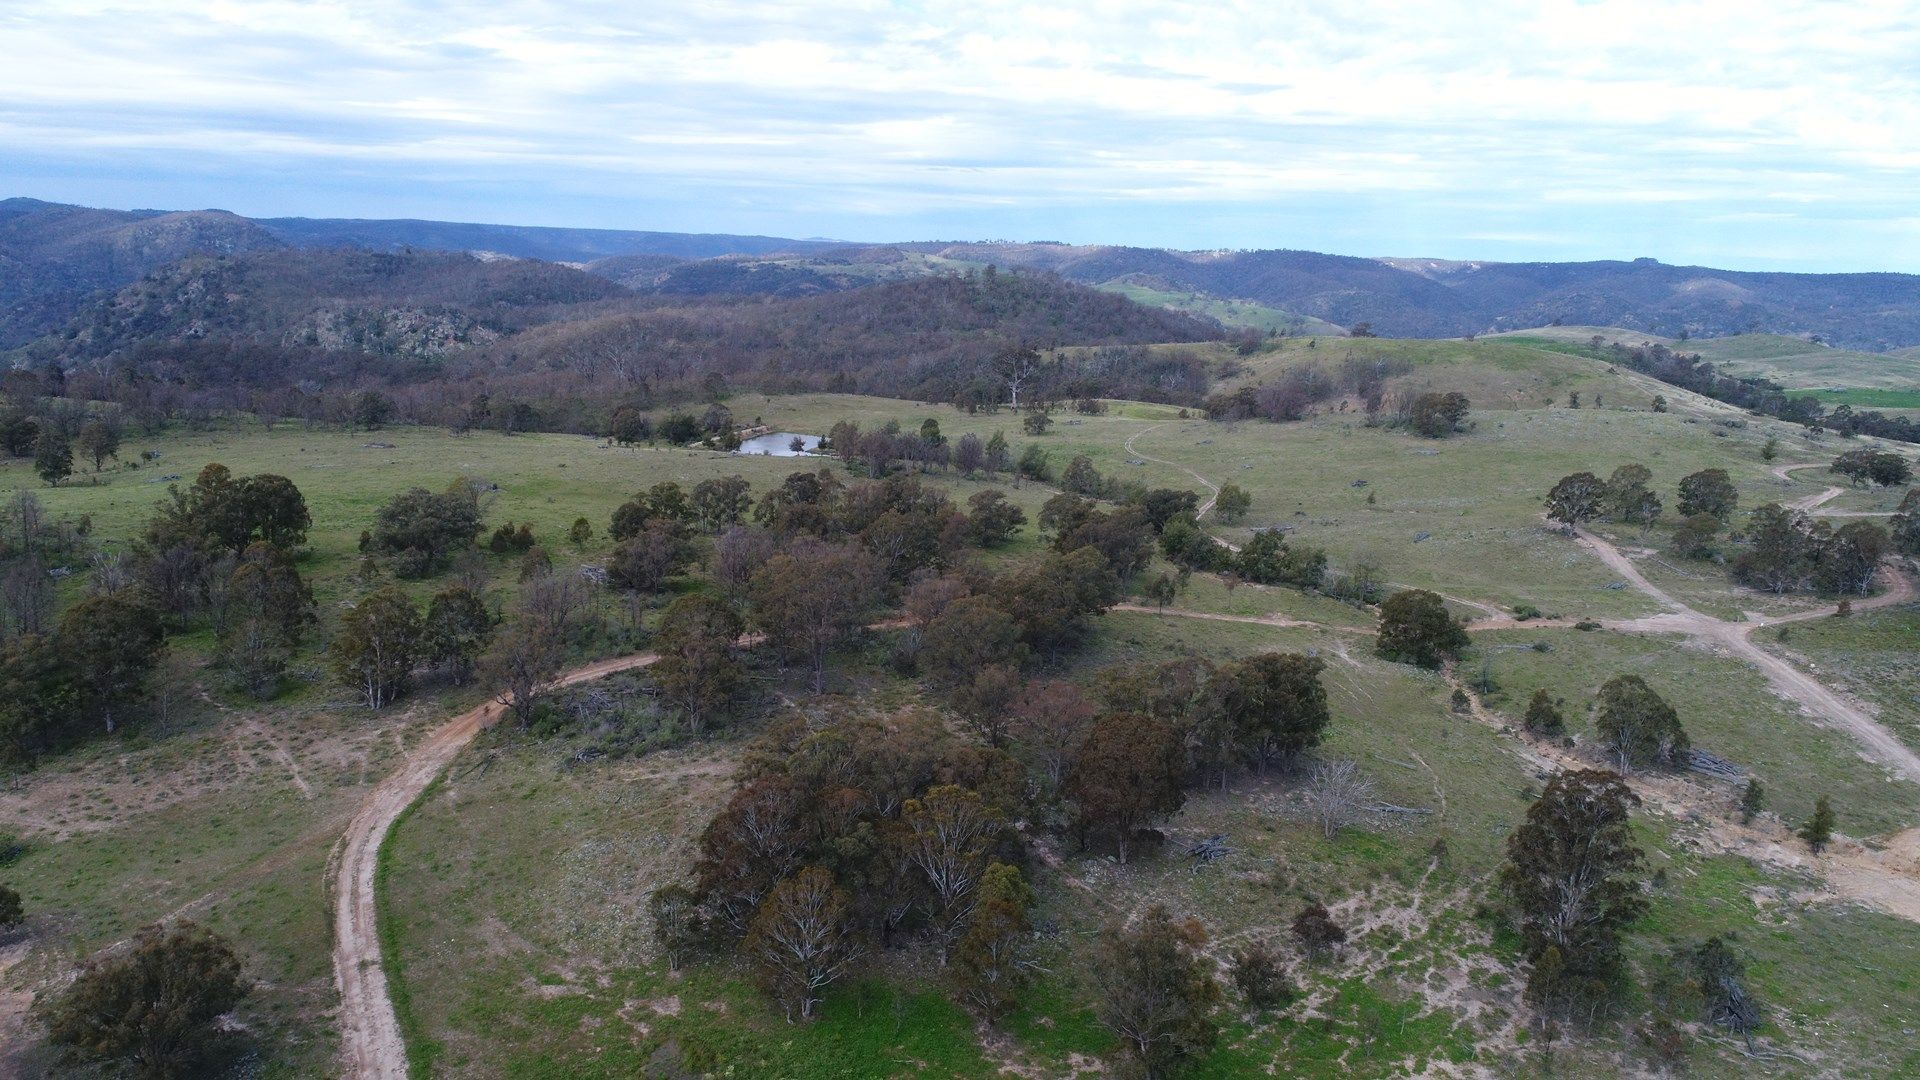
[1493,327,1920,391]
[1094,281,1346,335]
[0,418,1042,1071]
[381,610,1920,1077]
[4,333,1917,1076]
[1755,607,1920,757]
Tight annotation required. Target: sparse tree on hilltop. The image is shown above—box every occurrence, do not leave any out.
[423,585,492,684]
[1595,674,1689,772]
[747,544,883,692]
[1066,712,1186,864]
[649,884,703,973]
[901,784,1004,956]
[59,592,165,733]
[951,862,1031,1021]
[1230,938,1296,1011]
[1604,464,1662,527]
[1214,482,1252,523]
[331,587,422,708]
[1676,468,1738,522]
[33,429,72,487]
[1303,758,1375,839]
[76,418,122,471]
[1892,488,1920,556]
[1292,901,1347,953]
[1524,689,1566,735]
[652,594,746,734]
[1799,795,1835,854]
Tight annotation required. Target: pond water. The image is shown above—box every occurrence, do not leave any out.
[734,432,820,456]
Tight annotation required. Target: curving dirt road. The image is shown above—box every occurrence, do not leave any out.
[1125,423,1221,519]
[331,440,1916,1073]
[1568,523,1920,784]
[331,651,665,1079]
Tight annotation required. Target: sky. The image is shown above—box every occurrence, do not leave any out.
[4,0,1920,271]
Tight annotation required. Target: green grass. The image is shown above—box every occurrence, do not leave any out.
[1093,280,1344,335]
[1758,607,1920,756]
[1498,329,1920,392]
[378,773,447,1078]
[1789,388,1920,409]
[5,370,1917,1076]
[1471,627,1920,833]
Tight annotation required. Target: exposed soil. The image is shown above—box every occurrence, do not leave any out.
[330,650,664,1079]
[323,440,1919,1073]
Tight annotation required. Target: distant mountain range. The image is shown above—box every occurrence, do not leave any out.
[7,196,1920,352]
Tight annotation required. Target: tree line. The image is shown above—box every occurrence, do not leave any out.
[1548,461,1905,596]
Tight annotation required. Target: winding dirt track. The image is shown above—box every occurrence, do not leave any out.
[1567,524,1920,785]
[1125,423,1221,519]
[331,440,1918,1075]
[331,651,664,1079]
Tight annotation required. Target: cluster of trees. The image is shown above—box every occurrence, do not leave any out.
[20,264,1222,437]
[1499,758,1831,1049]
[1731,505,1889,595]
[1089,651,1332,797]
[1893,488,1920,556]
[0,590,165,762]
[666,636,1334,1048]
[823,418,1030,481]
[1499,769,1649,1024]
[0,462,329,760]
[0,403,126,488]
[1546,465,1737,533]
[673,710,1030,1018]
[1543,464,1897,594]
[1830,449,1912,489]
[1200,356,1413,422]
[329,583,497,709]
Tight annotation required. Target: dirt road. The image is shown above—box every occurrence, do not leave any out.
[331,651,663,1080]
[1125,423,1221,518]
[1568,522,1920,785]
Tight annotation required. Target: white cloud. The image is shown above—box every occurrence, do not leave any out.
[2,0,1918,264]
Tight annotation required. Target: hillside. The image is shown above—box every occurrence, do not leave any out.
[2,383,1917,1078]
[9,253,1222,425]
[0,198,284,347]
[913,245,1920,348]
[31,247,628,364]
[483,271,1225,402]
[1681,333,1920,389]
[11,199,1920,365]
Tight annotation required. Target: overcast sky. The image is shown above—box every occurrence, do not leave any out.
[5,0,1919,271]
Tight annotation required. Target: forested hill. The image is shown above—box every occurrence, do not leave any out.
[28,247,627,364]
[485,271,1222,402]
[900,244,1920,348]
[6,247,1222,430]
[11,196,1920,359]
[0,198,284,347]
